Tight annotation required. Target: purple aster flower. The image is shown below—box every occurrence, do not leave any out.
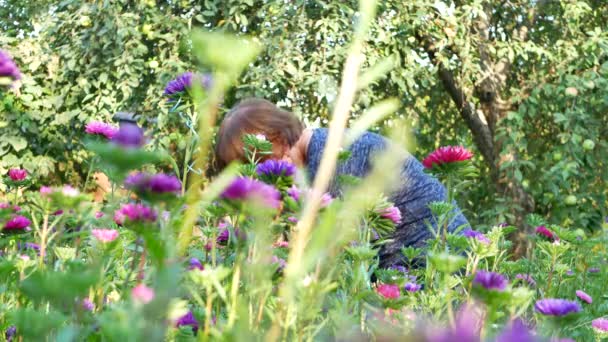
[148,173,182,193]
[217,228,230,244]
[0,50,21,82]
[256,159,296,177]
[426,304,481,342]
[5,325,16,342]
[82,298,95,311]
[391,265,408,274]
[497,222,509,228]
[287,216,298,223]
[588,267,600,273]
[287,185,301,201]
[3,215,31,231]
[379,206,402,224]
[221,177,281,208]
[473,270,508,291]
[175,311,199,333]
[566,270,574,276]
[404,282,422,292]
[114,203,157,225]
[592,318,608,333]
[0,202,20,212]
[111,123,145,148]
[534,299,581,316]
[496,319,535,342]
[189,257,204,271]
[515,274,536,287]
[85,121,118,139]
[7,168,27,181]
[164,72,212,98]
[463,228,490,244]
[18,242,40,252]
[271,255,287,271]
[576,290,592,304]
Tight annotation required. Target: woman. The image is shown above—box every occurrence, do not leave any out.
[215,98,470,267]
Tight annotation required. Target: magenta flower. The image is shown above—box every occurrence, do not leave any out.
[377,283,400,299]
[0,202,20,212]
[422,146,473,169]
[256,159,296,177]
[379,206,402,224]
[463,228,490,244]
[0,50,21,82]
[132,284,155,304]
[7,168,27,181]
[91,229,119,243]
[287,216,298,223]
[85,121,118,139]
[534,299,581,316]
[473,271,508,291]
[164,72,211,98]
[3,215,31,231]
[273,241,289,248]
[95,211,104,219]
[536,225,558,241]
[114,203,157,225]
[111,123,145,148]
[575,290,592,304]
[175,310,199,333]
[82,298,95,311]
[217,228,230,244]
[124,172,181,194]
[40,186,53,195]
[404,282,422,292]
[426,304,481,342]
[188,257,204,271]
[320,192,334,208]
[221,177,281,208]
[515,274,536,287]
[592,318,608,333]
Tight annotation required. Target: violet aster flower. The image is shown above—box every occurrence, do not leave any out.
[391,265,408,274]
[379,206,402,224]
[463,228,491,244]
[576,290,592,304]
[3,215,31,231]
[189,257,204,271]
[515,274,536,287]
[164,72,211,98]
[256,159,296,177]
[111,122,145,148]
[91,229,119,243]
[592,318,608,333]
[473,271,508,291]
[7,168,27,181]
[85,121,118,139]
[422,146,473,169]
[377,284,400,299]
[496,319,535,342]
[534,299,581,316]
[566,270,574,276]
[0,50,21,82]
[427,304,481,342]
[536,225,558,241]
[114,203,157,225]
[588,267,600,274]
[221,177,281,208]
[404,282,422,292]
[175,311,199,333]
[4,325,16,342]
[217,228,230,244]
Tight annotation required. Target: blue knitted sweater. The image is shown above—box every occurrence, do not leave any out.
[306,128,470,266]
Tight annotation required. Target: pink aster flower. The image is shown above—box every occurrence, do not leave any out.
[287,185,301,201]
[94,211,104,219]
[422,146,473,169]
[592,318,608,333]
[273,241,289,248]
[85,121,118,139]
[3,215,31,231]
[131,284,155,304]
[0,50,21,82]
[377,283,400,299]
[62,185,79,197]
[91,229,119,243]
[221,177,281,208]
[40,186,53,195]
[379,206,402,224]
[8,168,27,181]
[576,290,592,304]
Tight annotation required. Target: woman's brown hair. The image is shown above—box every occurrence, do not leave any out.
[214,98,304,170]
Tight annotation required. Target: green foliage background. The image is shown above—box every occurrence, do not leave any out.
[1,0,607,232]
